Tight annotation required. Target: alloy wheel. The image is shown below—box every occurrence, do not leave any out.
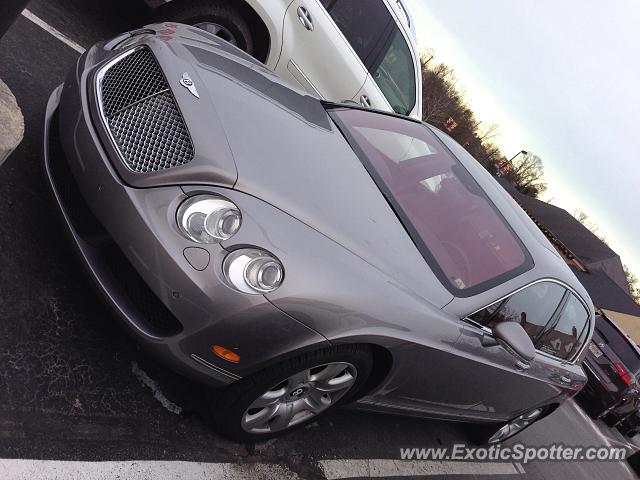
[488,408,543,443]
[193,22,239,46]
[241,362,358,434]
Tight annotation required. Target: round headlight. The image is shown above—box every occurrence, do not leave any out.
[177,195,241,243]
[223,249,284,294]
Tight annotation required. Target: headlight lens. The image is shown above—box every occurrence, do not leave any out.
[177,195,241,243]
[223,249,284,294]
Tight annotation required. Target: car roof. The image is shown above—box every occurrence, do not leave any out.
[386,0,418,42]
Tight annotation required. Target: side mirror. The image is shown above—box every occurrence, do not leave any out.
[484,321,536,363]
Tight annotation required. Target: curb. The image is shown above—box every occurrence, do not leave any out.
[0,78,24,167]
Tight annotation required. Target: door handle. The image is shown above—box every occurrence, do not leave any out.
[360,94,371,108]
[560,375,571,384]
[297,6,314,31]
[515,360,530,371]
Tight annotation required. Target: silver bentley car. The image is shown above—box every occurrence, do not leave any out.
[43,23,594,443]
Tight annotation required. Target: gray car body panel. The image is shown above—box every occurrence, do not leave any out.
[49,23,592,423]
[51,44,331,383]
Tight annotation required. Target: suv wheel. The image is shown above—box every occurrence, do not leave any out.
[155,0,254,55]
[211,345,373,442]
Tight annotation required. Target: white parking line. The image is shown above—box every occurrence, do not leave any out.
[20,9,86,54]
[0,458,529,480]
[0,459,300,480]
[318,459,524,478]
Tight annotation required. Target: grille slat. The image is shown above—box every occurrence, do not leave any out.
[99,48,194,173]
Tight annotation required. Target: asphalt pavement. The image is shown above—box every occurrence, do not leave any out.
[0,1,638,479]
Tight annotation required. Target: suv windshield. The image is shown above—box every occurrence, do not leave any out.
[331,107,531,294]
[595,316,640,374]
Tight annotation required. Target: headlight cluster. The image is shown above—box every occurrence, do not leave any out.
[177,195,242,243]
[223,249,284,294]
[177,195,283,294]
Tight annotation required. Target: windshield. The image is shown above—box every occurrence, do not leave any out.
[331,107,531,294]
[595,316,640,373]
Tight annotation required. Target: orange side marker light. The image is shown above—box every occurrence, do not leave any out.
[212,345,240,363]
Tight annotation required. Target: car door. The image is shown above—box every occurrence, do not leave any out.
[275,0,368,100]
[454,281,590,419]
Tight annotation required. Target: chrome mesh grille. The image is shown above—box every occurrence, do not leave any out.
[99,48,194,173]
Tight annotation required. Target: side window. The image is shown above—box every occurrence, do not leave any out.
[538,294,589,360]
[322,0,394,65]
[322,0,416,115]
[468,282,566,343]
[369,28,416,115]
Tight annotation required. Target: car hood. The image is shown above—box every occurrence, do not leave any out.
[146,25,455,309]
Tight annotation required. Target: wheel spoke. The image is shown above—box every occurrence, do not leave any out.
[269,403,297,431]
[249,387,287,409]
[287,369,311,388]
[310,363,349,384]
[305,389,330,413]
[243,405,278,430]
[315,370,356,393]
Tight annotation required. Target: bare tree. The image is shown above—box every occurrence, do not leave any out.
[573,213,638,304]
[477,123,500,142]
[574,210,589,224]
[421,62,460,124]
[498,152,548,198]
[572,210,609,244]
[419,57,506,173]
[624,265,640,304]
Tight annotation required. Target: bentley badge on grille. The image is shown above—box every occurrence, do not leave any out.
[180,72,199,98]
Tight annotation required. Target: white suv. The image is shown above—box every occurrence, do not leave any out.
[148,0,422,118]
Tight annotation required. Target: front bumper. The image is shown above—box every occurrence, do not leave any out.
[44,68,327,386]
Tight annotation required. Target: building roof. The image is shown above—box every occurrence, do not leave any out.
[495,177,629,291]
[571,267,640,317]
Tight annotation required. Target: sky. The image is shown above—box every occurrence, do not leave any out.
[404,0,640,278]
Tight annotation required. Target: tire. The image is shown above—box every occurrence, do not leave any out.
[211,345,374,442]
[595,406,614,420]
[603,413,620,427]
[586,406,604,420]
[154,0,254,55]
[617,424,634,437]
[575,392,608,419]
